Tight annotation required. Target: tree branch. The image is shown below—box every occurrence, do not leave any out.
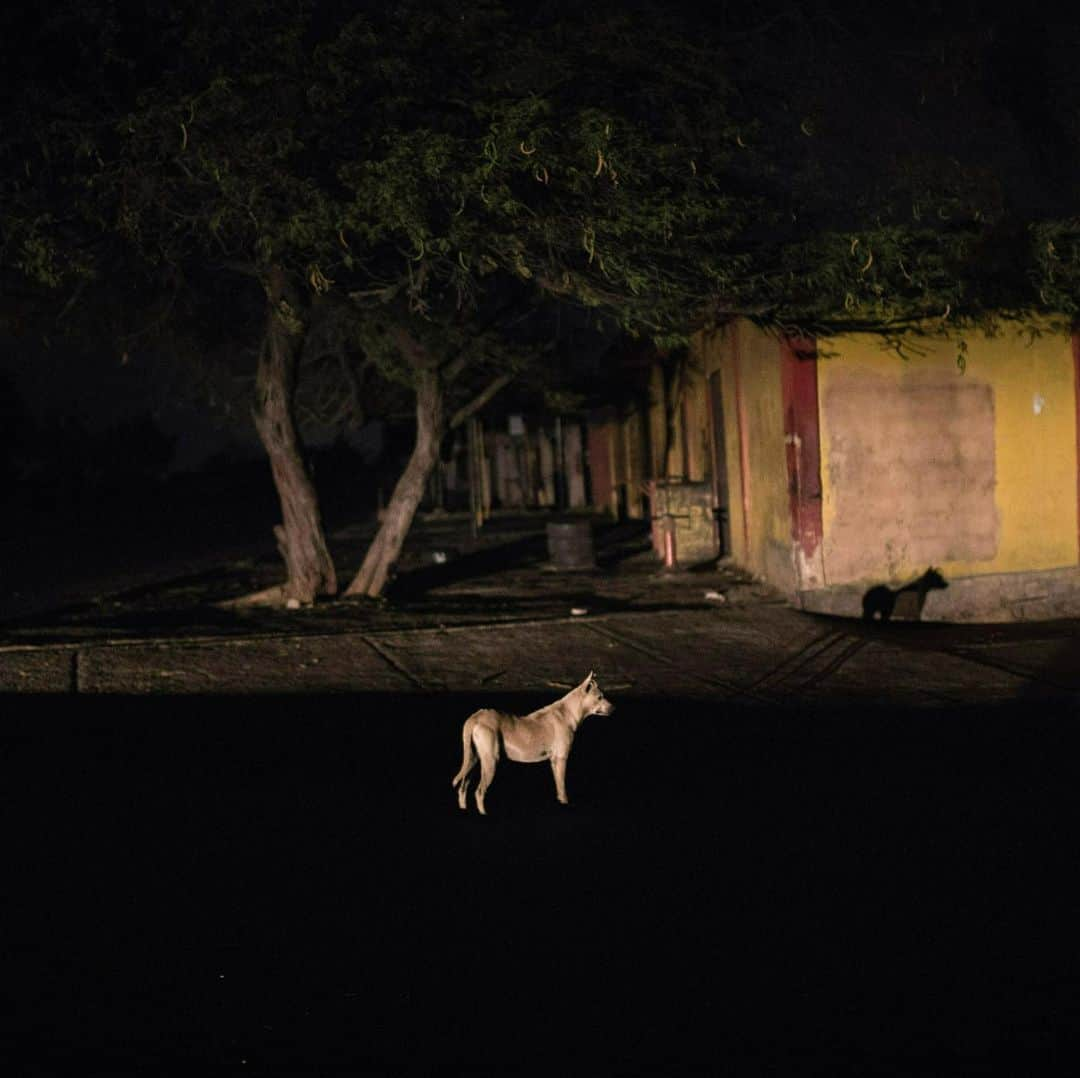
[448,371,515,431]
[389,324,435,370]
[439,297,529,383]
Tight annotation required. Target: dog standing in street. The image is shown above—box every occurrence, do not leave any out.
[451,671,615,815]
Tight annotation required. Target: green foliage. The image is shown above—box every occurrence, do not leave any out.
[84,1,758,353]
[1029,219,1080,318]
[6,0,1080,374]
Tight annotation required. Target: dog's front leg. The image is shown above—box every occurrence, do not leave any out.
[550,756,569,805]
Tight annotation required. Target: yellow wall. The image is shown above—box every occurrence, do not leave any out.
[817,327,1078,585]
[694,323,792,588]
[591,413,619,518]
[719,332,748,564]
[643,357,713,482]
[739,323,794,588]
[694,327,741,554]
[648,366,666,480]
[682,361,710,482]
[623,405,646,518]
[609,411,627,515]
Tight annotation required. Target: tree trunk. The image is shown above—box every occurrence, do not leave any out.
[251,266,338,605]
[344,363,443,598]
[662,353,686,480]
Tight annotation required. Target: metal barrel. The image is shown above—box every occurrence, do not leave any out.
[545,519,596,570]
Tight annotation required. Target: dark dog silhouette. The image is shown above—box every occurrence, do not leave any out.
[862,567,948,623]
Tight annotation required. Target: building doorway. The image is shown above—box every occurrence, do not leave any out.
[708,370,732,556]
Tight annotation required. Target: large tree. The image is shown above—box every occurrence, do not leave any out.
[310,2,758,594]
[8,1,1080,601]
[86,0,761,600]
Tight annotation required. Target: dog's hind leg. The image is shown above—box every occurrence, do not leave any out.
[472,726,499,816]
[451,718,479,811]
[456,769,474,811]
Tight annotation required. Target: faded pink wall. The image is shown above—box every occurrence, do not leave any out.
[821,366,998,582]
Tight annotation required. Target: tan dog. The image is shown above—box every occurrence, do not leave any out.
[451,672,615,815]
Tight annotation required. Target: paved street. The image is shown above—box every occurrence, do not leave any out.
[4,511,1079,705]
[2,518,1079,1072]
[4,689,1077,1072]
[3,591,1079,705]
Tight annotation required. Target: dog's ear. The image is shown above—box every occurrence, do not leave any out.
[582,670,595,687]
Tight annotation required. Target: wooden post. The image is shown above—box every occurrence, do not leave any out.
[554,415,565,510]
[479,420,491,520]
[468,416,484,538]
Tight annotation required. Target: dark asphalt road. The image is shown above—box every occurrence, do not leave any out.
[4,694,1077,1073]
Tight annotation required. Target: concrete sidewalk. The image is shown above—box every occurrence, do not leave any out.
[3,594,1078,705]
[2,513,1079,704]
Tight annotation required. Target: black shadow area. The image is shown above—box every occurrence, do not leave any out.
[3,694,1078,1072]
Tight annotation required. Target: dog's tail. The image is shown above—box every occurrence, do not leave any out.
[451,715,479,789]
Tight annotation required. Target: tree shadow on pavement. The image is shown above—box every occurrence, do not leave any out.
[387,533,549,598]
[387,519,652,601]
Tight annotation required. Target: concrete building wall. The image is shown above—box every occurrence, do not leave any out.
[563,423,587,508]
[808,326,1080,621]
[682,361,710,483]
[739,324,797,592]
[694,322,794,590]
[536,428,556,508]
[817,329,1078,577]
[695,325,749,564]
[717,329,749,565]
[691,318,1080,621]
[491,433,519,507]
[587,408,618,518]
[623,405,648,519]
[648,366,667,481]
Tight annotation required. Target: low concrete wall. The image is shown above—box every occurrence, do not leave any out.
[647,479,718,566]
